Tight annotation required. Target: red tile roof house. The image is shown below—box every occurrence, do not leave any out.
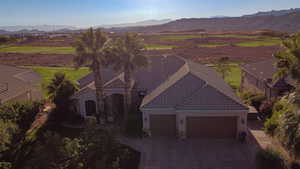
[72,56,249,139]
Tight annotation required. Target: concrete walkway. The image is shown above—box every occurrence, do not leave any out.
[120,137,258,169]
[248,120,272,149]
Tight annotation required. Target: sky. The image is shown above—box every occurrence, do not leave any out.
[0,0,300,27]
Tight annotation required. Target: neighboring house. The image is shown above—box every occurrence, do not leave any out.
[240,59,293,99]
[0,64,42,104]
[72,56,248,139]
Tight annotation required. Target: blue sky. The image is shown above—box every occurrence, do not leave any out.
[0,0,300,27]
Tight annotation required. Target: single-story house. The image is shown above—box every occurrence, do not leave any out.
[0,64,42,104]
[240,59,294,99]
[72,56,249,139]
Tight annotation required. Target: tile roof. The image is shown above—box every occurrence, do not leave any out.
[241,59,276,82]
[75,55,247,111]
[77,66,117,88]
[141,59,247,110]
[0,64,40,103]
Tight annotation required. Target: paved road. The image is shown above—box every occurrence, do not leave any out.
[121,137,258,169]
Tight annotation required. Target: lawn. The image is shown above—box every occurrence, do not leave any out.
[145,44,176,50]
[235,38,281,47]
[0,46,75,54]
[211,64,241,89]
[224,65,241,89]
[24,66,91,97]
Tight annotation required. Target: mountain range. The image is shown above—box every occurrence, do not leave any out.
[243,8,300,17]
[1,8,300,34]
[99,19,172,28]
[108,10,300,33]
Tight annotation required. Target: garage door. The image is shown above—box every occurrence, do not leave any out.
[187,116,237,138]
[150,115,176,137]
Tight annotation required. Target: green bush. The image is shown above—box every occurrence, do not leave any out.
[264,100,291,136]
[251,94,266,110]
[256,147,287,169]
[259,99,276,119]
[240,90,257,105]
[277,110,300,157]
[264,110,282,136]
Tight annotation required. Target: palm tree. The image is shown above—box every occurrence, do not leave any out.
[47,72,77,121]
[274,33,300,106]
[73,28,111,124]
[215,56,231,79]
[110,33,149,128]
[274,33,300,81]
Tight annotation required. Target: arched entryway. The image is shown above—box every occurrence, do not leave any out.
[85,100,96,116]
[104,94,124,123]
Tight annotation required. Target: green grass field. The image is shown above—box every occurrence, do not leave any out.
[24,66,91,96]
[0,46,75,54]
[211,65,241,89]
[145,44,176,50]
[235,38,281,47]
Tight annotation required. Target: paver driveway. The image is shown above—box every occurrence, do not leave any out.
[121,137,258,169]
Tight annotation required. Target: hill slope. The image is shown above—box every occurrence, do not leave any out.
[109,12,300,33]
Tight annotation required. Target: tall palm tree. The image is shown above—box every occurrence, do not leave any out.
[275,33,300,81]
[73,28,111,124]
[110,33,149,127]
[275,33,300,106]
[47,72,77,122]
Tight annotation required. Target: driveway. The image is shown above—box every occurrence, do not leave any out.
[121,137,258,169]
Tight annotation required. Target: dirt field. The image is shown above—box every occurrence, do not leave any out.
[0,31,281,66]
[0,53,73,66]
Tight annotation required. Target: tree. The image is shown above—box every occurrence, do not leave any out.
[215,56,231,79]
[274,33,300,82]
[47,72,77,122]
[110,33,149,128]
[73,28,111,124]
[274,33,300,108]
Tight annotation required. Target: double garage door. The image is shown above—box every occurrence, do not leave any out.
[150,115,237,138]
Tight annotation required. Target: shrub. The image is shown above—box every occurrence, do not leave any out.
[259,99,276,119]
[256,147,287,169]
[277,110,300,157]
[240,90,257,105]
[251,94,266,110]
[264,100,291,136]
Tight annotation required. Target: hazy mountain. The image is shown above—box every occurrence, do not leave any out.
[99,19,172,28]
[243,8,300,17]
[210,15,230,18]
[0,25,78,32]
[0,29,10,35]
[109,11,300,33]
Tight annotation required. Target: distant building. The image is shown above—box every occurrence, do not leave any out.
[0,64,42,104]
[240,59,294,99]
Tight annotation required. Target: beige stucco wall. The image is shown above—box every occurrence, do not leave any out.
[74,87,135,117]
[141,108,248,139]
